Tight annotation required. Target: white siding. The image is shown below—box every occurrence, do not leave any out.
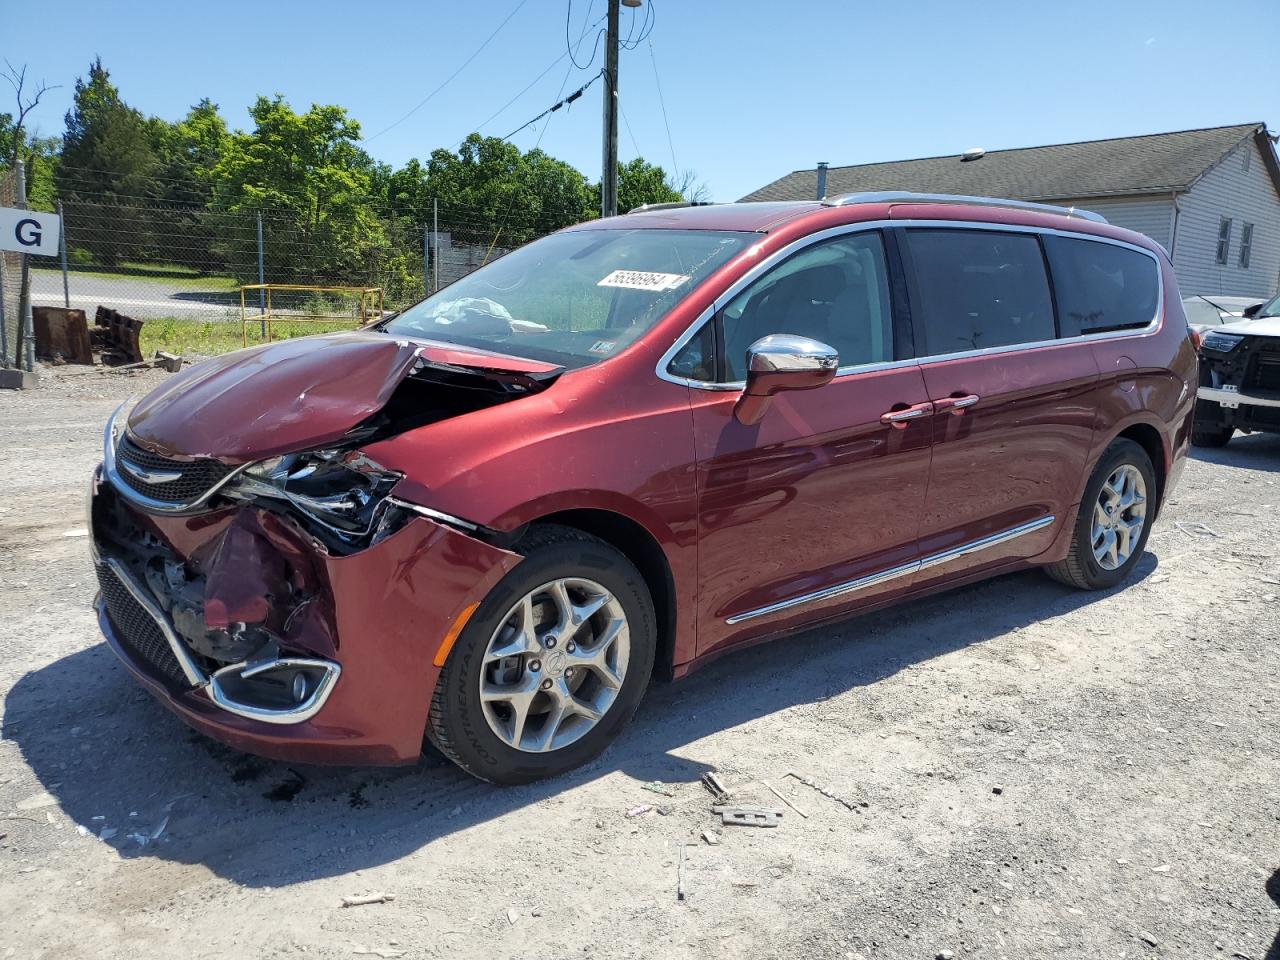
[1170,139,1280,297]
[1053,195,1175,249]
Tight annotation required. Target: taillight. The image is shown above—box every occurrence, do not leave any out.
[1188,326,1202,351]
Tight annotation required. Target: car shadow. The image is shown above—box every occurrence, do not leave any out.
[3,554,1159,888]
[1190,430,1280,473]
[1267,868,1280,960]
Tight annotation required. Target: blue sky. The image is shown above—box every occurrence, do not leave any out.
[3,0,1276,201]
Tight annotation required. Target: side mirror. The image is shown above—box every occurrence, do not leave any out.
[1242,303,1261,319]
[734,334,839,425]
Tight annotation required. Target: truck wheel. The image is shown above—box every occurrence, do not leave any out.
[1191,426,1233,448]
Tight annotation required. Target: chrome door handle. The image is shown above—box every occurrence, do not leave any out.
[934,393,980,415]
[880,401,935,428]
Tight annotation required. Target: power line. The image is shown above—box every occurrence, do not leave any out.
[565,0,606,69]
[501,69,602,143]
[647,36,680,183]
[361,0,530,144]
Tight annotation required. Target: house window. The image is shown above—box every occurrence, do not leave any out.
[1239,223,1254,269]
[1216,218,1233,265]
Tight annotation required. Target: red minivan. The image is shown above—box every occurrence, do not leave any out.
[90,193,1197,783]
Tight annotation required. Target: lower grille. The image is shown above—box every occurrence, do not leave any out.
[115,434,234,505]
[96,561,189,689]
[1248,352,1280,392]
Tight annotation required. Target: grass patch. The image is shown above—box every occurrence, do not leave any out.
[140,317,360,356]
[34,266,238,291]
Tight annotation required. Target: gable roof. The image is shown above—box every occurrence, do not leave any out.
[741,123,1279,204]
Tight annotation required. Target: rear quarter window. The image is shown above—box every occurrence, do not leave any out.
[1044,236,1159,336]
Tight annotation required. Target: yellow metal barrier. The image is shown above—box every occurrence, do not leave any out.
[239,284,385,347]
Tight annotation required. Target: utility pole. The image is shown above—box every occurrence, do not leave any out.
[600,0,630,218]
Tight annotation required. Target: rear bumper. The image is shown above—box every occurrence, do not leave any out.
[92,470,522,766]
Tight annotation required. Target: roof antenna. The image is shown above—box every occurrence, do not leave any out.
[960,147,986,162]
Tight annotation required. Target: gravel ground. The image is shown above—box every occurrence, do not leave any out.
[1,364,1278,960]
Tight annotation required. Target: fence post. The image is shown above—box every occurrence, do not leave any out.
[57,199,69,308]
[422,222,429,299]
[15,158,34,373]
[433,198,439,293]
[256,211,266,337]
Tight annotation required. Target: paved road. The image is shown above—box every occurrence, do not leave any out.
[30,269,241,320]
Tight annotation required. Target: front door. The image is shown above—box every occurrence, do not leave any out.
[897,227,1099,580]
[678,229,935,658]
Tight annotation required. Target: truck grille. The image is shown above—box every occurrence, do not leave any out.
[115,434,234,504]
[96,561,190,689]
[1247,349,1280,392]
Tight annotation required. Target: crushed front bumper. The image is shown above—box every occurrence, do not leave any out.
[90,468,521,766]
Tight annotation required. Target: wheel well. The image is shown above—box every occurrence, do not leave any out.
[531,509,677,680]
[1116,422,1167,515]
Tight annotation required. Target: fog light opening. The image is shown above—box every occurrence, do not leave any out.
[208,657,341,724]
[292,672,309,703]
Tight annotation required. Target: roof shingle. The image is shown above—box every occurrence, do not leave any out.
[740,123,1267,203]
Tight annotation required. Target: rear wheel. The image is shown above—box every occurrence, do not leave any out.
[427,525,656,784]
[1046,439,1156,591]
[1191,425,1233,448]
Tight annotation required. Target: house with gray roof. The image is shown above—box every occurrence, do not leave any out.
[742,123,1280,297]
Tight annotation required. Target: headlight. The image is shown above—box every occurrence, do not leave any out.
[237,450,401,539]
[1201,332,1244,353]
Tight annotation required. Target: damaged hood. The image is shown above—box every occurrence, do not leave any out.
[1215,316,1280,339]
[127,331,562,461]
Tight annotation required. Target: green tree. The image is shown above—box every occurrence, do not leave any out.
[210,96,390,286]
[56,58,159,265]
[599,157,683,214]
[150,99,231,270]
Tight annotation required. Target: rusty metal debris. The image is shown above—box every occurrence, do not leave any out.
[93,306,145,365]
[701,772,730,802]
[784,771,864,811]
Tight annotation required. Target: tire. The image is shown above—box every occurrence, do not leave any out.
[1046,438,1157,591]
[427,524,656,785]
[1191,426,1233,448]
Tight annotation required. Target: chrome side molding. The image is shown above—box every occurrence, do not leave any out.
[726,515,1056,624]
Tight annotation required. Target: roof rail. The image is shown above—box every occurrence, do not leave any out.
[821,191,1108,224]
[626,200,716,214]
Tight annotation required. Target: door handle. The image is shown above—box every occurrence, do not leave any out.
[933,393,981,415]
[880,400,935,428]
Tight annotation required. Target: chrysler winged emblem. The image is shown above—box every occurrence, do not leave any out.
[118,456,182,484]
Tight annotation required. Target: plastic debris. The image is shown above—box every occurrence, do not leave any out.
[625,804,653,818]
[641,781,675,797]
[342,892,396,908]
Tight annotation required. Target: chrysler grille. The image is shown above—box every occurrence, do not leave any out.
[115,434,234,504]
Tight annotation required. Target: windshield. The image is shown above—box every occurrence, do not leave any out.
[383,228,752,368]
[1257,293,1280,318]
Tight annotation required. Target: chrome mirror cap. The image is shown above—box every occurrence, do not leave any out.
[746,334,840,374]
[735,335,840,425]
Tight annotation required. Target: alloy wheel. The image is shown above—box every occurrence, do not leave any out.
[479,577,630,753]
[1091,463,1147,570]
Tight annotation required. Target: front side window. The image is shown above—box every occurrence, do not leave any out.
[904,229,1054,356]
[1216,218,1233,265]
[715,232,894,381]
[1045,236,1159,336]
[384,228,751,369]
[1239,223,1254,269]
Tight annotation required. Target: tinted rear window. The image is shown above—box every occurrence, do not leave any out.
[1044,236,1159,336]
[904,230,1055,356]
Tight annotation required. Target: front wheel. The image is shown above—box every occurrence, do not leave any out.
[1046,438,1156,591]
[427,524,656,784]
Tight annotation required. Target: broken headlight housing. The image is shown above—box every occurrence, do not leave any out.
[235,450,402,543]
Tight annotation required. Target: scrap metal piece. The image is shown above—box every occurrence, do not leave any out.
[701,772,730,802]
[784,771,862,811]
[763,779,809,819]
[677,843,688,901]
[714,805,783,828]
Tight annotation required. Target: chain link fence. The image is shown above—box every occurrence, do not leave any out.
[1,165,26,369]
[17,176,573,359]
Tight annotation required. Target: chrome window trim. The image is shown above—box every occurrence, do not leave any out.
[102,401,251,515]
[101,556,208,687]
[655,219,1165,391]
[725,515,1055,624]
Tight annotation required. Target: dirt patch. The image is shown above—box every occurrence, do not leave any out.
[1,364,1278,959]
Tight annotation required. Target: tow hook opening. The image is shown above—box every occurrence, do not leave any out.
[208,657,341,724]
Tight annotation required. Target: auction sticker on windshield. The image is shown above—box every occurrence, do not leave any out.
[597,270,690,292]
